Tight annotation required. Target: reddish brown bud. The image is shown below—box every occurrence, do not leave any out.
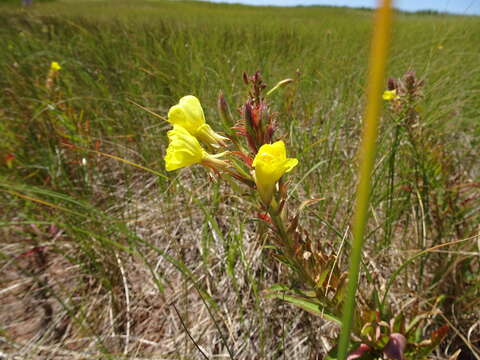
[387,77,397,90]
[259,103,269,127]
[266,123,275,143]
[404,71,416,91]
[247,135,257,154]
[254,70,261,83]
[217,91,232,125]
[244,103,255,130]
[243,72,249,85]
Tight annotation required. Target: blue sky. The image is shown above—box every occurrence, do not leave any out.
[204,0,480,15]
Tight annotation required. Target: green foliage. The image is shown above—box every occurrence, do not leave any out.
[0,0,479,358]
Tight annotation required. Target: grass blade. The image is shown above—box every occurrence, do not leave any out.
[337,1,393,359]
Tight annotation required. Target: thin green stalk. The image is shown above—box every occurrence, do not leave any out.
[405,128,430,288]
[383,123,402,247]
[337,1,393,359]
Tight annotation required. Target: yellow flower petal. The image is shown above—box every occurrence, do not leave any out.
[50,61,61,72]
[164,125,207,171]
[168,95,227,147]
[252,141,298,206]
[284,158,299,173]
[167,95,205,134]
[164,125,228,172]
[382,89,397,101]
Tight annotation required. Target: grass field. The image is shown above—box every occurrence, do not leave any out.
[0,1,479,359]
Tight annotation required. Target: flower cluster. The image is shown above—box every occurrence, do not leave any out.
[158,72,447,360]
[383,71,424,127]
[163,76,298,208]
[161,75,349,354]
[164,96,228,172]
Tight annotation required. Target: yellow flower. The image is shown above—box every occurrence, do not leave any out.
[382,89,398,101]
[164,125,227,172]
[168,95,227,147]
[252,141,298,206]
[50,61,61,72]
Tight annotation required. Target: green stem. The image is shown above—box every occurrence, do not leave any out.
[267,207,315,288]
[337,1,393,359]
[405,128,430,289]
[383,124,401,247]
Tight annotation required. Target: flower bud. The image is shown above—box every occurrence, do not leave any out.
[387,77,397,91]
[217,92,233,126]
[265,123,275,143]
[243,72,249,85]
[403,71,416,92]
[244,102,256,130]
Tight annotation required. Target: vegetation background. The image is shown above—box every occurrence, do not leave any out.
[0,0,479,358]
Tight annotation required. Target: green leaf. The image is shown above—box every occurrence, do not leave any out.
[264,285,342,324]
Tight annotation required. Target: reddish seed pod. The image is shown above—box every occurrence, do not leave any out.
[244,102,255,129]
[243,72,249,85]
[387,77,397,90]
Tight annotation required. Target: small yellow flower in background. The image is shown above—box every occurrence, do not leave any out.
[168,95,228,147]
[252,141,298,206]
[46,62,61,90]
[437,44,444,50]
[382,89,398,101]
[50,61,61,72]
[164,125,227,172]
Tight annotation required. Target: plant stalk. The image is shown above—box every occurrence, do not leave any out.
[337,1,393,359]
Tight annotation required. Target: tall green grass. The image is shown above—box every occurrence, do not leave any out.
[1,0,479,358]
